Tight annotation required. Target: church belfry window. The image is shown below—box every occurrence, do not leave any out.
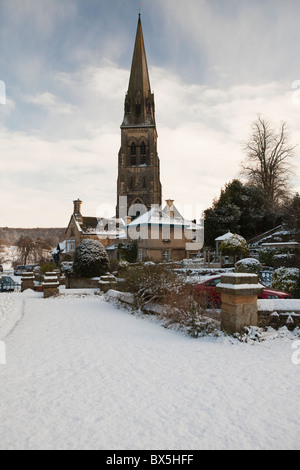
[130,142,137,165]
[140,141,147,164]
[131,142,136,155]
[135,103,141,117]
[141,142,146,156]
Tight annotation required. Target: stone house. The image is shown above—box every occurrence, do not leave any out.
[125,200,203,262]
[54,199,125,264]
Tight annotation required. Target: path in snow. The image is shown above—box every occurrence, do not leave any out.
[0,291,300,450]
[0,292,24,340]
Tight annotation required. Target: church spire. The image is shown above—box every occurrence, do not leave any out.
[122,15,155,128]
[117,14,162,219]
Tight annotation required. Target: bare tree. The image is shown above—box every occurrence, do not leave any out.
[0,239,6,264]
[241,116,296,209]
[16,236,52,265]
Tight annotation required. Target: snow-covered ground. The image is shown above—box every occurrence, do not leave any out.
[0,289,300,450]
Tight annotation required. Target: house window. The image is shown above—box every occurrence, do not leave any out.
[163,250,170,261]
[142,177,146,188]
[67,240,76,252]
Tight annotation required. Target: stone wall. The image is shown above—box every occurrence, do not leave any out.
[258,312,300,330]
[66,275,100,289]
[257,299,300,330]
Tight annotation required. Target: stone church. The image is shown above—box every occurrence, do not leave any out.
[116,14,162,221]
[56,15,203,264]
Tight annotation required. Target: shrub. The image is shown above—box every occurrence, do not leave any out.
[259,248,276,267]
[73,239,109,278]
[60,262,73,274]
[118,240,138,263]
[220,234,249,258]
[118,264,176,310]
[119,264,219,337]
[161,283,219,338]
[235,258,262,275]
[40,262,57,275]
[272,267,300,297]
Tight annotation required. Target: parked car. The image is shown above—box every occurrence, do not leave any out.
[26,264,39,272]
[0,265,3,273]
[14,265,27,276]
[0,276,16,292]
[194,276,292,306]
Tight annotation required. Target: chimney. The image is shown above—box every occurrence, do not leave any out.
[165,199,175,218]
[73,199,83,222]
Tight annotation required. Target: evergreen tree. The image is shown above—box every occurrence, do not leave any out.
[204,179,283,248]
[73,239,109,278]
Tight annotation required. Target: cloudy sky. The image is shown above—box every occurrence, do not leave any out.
[1,0,300,227]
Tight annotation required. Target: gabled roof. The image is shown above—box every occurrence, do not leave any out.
[71,214,126,237]
[52,240,66,255]
[126,207,190,228]
[215,231,233,242]
[81,217,99,234]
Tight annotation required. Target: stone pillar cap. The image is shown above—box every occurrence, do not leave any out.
[219,273,259,285]
[217,273,263,296]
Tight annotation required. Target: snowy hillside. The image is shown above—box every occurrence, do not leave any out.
[0,245,18,270]
[0,289,300,450]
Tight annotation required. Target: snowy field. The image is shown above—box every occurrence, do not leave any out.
[0,289,300,450]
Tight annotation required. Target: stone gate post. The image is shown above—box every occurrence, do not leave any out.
[21,272,35,292]
[216,273,263,334]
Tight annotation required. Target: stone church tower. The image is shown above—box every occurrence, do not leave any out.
[116,15,162,219]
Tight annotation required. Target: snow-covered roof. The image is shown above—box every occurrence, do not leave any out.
[262,242,299,248]
[126,207,190,228]
[215,231,233,242]
[52,240,67,255]
[106,243,117,251]
[74,215,126,237]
